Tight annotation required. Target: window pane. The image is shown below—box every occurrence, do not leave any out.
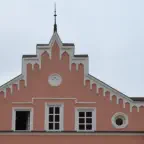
[79,118,85,123]
[49,123,53,130]
[86,118,92,123]
[55,115,59,122]
[55,107,60,114]
[86,112,92,117]
[115,118,123,126]
[48,105,62,131]
[79,124,85,130]
[55,123,59,130]
[49,115,53,122]
[15,111,30,131]
[49,107,54,114]
[79,112,85,117]
[86,124,92,130]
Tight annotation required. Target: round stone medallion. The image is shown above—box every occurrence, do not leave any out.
[48,73,62,86]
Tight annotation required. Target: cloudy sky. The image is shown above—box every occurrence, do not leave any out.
[0,0,144,97]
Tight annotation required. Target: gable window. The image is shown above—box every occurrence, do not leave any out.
[75,108,96,131]
[111,112,128,129]
[12,107,33,131]
[45,103,64,131]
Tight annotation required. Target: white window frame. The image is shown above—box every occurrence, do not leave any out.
[75,107,96,131]
[12,107,33,131]
[45,103,64,131]
[111,112,128,129]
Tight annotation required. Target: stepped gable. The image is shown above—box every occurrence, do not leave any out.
[0,32,143,113]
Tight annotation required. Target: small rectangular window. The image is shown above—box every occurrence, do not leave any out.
[12,108,33,131]
[75,108,96,131]
[15,111,30,130]
[45,104,63,131]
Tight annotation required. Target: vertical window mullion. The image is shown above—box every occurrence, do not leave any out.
[85,112,86,131]
[53,113,54,130]
[47,105,62,131]
[76,109,95,131]
[59,107,60,130]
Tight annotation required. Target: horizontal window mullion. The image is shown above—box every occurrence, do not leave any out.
[76,109,95,131]
[47,104,63,131]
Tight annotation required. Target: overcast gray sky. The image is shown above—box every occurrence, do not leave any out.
[0,0,144,97]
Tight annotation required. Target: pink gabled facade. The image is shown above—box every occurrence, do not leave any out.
[0,16,144,143]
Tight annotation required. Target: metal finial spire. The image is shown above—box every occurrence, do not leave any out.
[54,3,57,33]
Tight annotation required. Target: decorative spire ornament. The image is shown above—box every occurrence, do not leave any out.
[54,3,57,33]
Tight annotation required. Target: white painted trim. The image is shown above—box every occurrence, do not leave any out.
[87,75,132,101]
[45,103,64,131]
[0,32,88,94]
[0,75,23,90]
[12,98,76,104]
[49,32,63,48]
[1,31,144,112]
[0,75,23,98]
[76,102,96,104]
[12,107,33,131]
[75,107,96,132]
[111,112,128,129]
[12,97,96,105]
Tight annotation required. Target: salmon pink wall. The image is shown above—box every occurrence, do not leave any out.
[0,134,143,144]
[0,41,143,132]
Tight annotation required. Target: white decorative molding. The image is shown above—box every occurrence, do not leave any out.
[86,74,144,110]
[111,112,128,129]
[48,73,62,87]
[0,31,144,112]
[12,97,96,105]
[0,74,24,98]
[76,101,96,104]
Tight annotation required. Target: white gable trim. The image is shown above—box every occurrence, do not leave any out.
[0,74,23,97]
[49,32,63,48]
[0,32,144,111]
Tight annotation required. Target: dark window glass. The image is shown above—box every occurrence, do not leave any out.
[79,112,85,117]
[86,118,92,123]
[79,124,85,130]
[15,111,30,130]
[55,107,60,114]
[49,107,54,114]
[86,112,92,117]
[79,118,85,123]
[116,118,123,126]
[49,115,53,122]
[55,123,59,130]
[55,115,59,122]
[86,124,92,130]
[49,123,53,130]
